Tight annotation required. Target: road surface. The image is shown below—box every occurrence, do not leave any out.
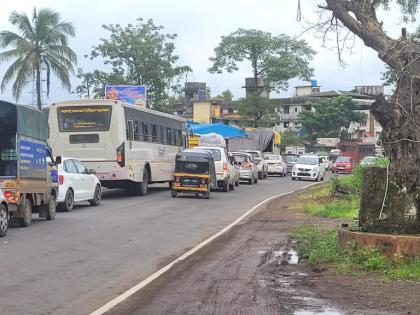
[0,175,318,315]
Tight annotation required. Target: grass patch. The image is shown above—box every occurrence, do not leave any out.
[292,225,420,281]
[304,196,359,219]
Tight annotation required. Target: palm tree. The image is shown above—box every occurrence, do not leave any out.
[0,7,77,109]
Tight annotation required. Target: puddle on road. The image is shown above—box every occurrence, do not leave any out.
[294,308,342,315]
[273,249,299,264]
[258,249,299,265]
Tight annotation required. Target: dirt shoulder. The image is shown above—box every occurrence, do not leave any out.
[109,186,420,315]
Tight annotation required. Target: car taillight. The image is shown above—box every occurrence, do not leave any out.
[245,162,252,168]
[4,191,16,203]
[223,162,228,171]
[59,175,64,185]
[201,178,207,185]
[175,176,180,182]
[116,143,125,167]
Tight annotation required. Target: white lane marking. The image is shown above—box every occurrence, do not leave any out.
[90,182,318,315]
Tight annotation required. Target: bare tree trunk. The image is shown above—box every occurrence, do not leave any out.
[322,0,420,232]
[36,64,42,110]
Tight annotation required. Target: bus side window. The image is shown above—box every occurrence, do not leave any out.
[127,120,134,141]
[166,127,172,145]
[177,130,182,146]
[134,121,139,141]
[160,126,164,144]
[152,124,157,143]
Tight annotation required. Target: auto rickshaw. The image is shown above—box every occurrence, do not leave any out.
[172,149,217,199]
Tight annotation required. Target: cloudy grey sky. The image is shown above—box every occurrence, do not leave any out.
[0,0,417,105]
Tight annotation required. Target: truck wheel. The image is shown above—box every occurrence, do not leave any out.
[60,189,74,212]
[254,176,258,184]
[263,171,267,179]
[46,195,56,220]
[248,178,253,185]
[89,185,102,206]
[258,172,263,180]
[0,204,8,237]
[18,199,32,227]
[171,190,177,198]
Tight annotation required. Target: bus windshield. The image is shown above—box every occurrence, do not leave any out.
[57,106,112,132]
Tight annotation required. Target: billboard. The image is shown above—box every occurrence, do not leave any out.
[105,85,147,106]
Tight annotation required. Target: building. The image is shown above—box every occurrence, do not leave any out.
[272,84,383,139]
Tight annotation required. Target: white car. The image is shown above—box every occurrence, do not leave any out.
[0,188,9,237]
[292,155,325,181]
[57,158,102,211]
[320,155,330,170]
[264,154,287,176]
[194,146,236,192]
[231,152,259,184]
[240,150,268,179]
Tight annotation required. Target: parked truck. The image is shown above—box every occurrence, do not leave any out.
[0,101,61,236]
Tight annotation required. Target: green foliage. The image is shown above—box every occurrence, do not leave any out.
[89,18,191,110]
[292,225,420,281]
[298,96,367,141]
[74,68,125,99]
[292,225,338,264]
[279,130,302,153]
[235,95,275,127]
[0,7,77,109]
[209,28,315,93]
[304,196,359,219]
[215,89,233,102]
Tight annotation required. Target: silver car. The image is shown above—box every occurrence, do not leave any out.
[0,188,9,237]
[231,152,258,185]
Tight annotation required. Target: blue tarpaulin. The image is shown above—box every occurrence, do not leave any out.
[187,122,247,139]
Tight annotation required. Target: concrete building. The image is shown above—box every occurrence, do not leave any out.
[272,84,383,139]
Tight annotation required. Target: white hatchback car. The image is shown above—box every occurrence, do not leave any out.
[264,154,287,176]
[292,155,325,181]
[57,158,102,211]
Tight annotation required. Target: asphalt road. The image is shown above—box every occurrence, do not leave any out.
[0,174,322,315]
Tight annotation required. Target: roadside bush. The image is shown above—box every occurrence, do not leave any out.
[292,225,420,281]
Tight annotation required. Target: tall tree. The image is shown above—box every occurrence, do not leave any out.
[0,7,77,109]
[236,95,275,127]
[306,0,420,230]
[215,89,234,102]
[298,96,367,142]
[74,68,125,99]
[209,28,315,93]
[90,18,191,111]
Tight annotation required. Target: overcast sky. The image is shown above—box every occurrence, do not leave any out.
[0,0,418,106]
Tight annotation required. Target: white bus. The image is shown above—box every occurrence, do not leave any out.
[48,99,186,195]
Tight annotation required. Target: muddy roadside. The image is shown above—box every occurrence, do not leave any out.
[108,186,420,315]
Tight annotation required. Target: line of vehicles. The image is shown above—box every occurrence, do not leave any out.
[0,98,381,237]
[0,99,290,237]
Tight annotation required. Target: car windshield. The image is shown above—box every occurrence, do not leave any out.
[336,156,351,162]
[284,156,297,163]
[264,155,280,160]
[296,156,318,165]
[232,154,247,163]
[175,161,209,174]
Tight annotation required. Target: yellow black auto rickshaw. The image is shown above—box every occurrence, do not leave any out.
[172,149,217,199]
